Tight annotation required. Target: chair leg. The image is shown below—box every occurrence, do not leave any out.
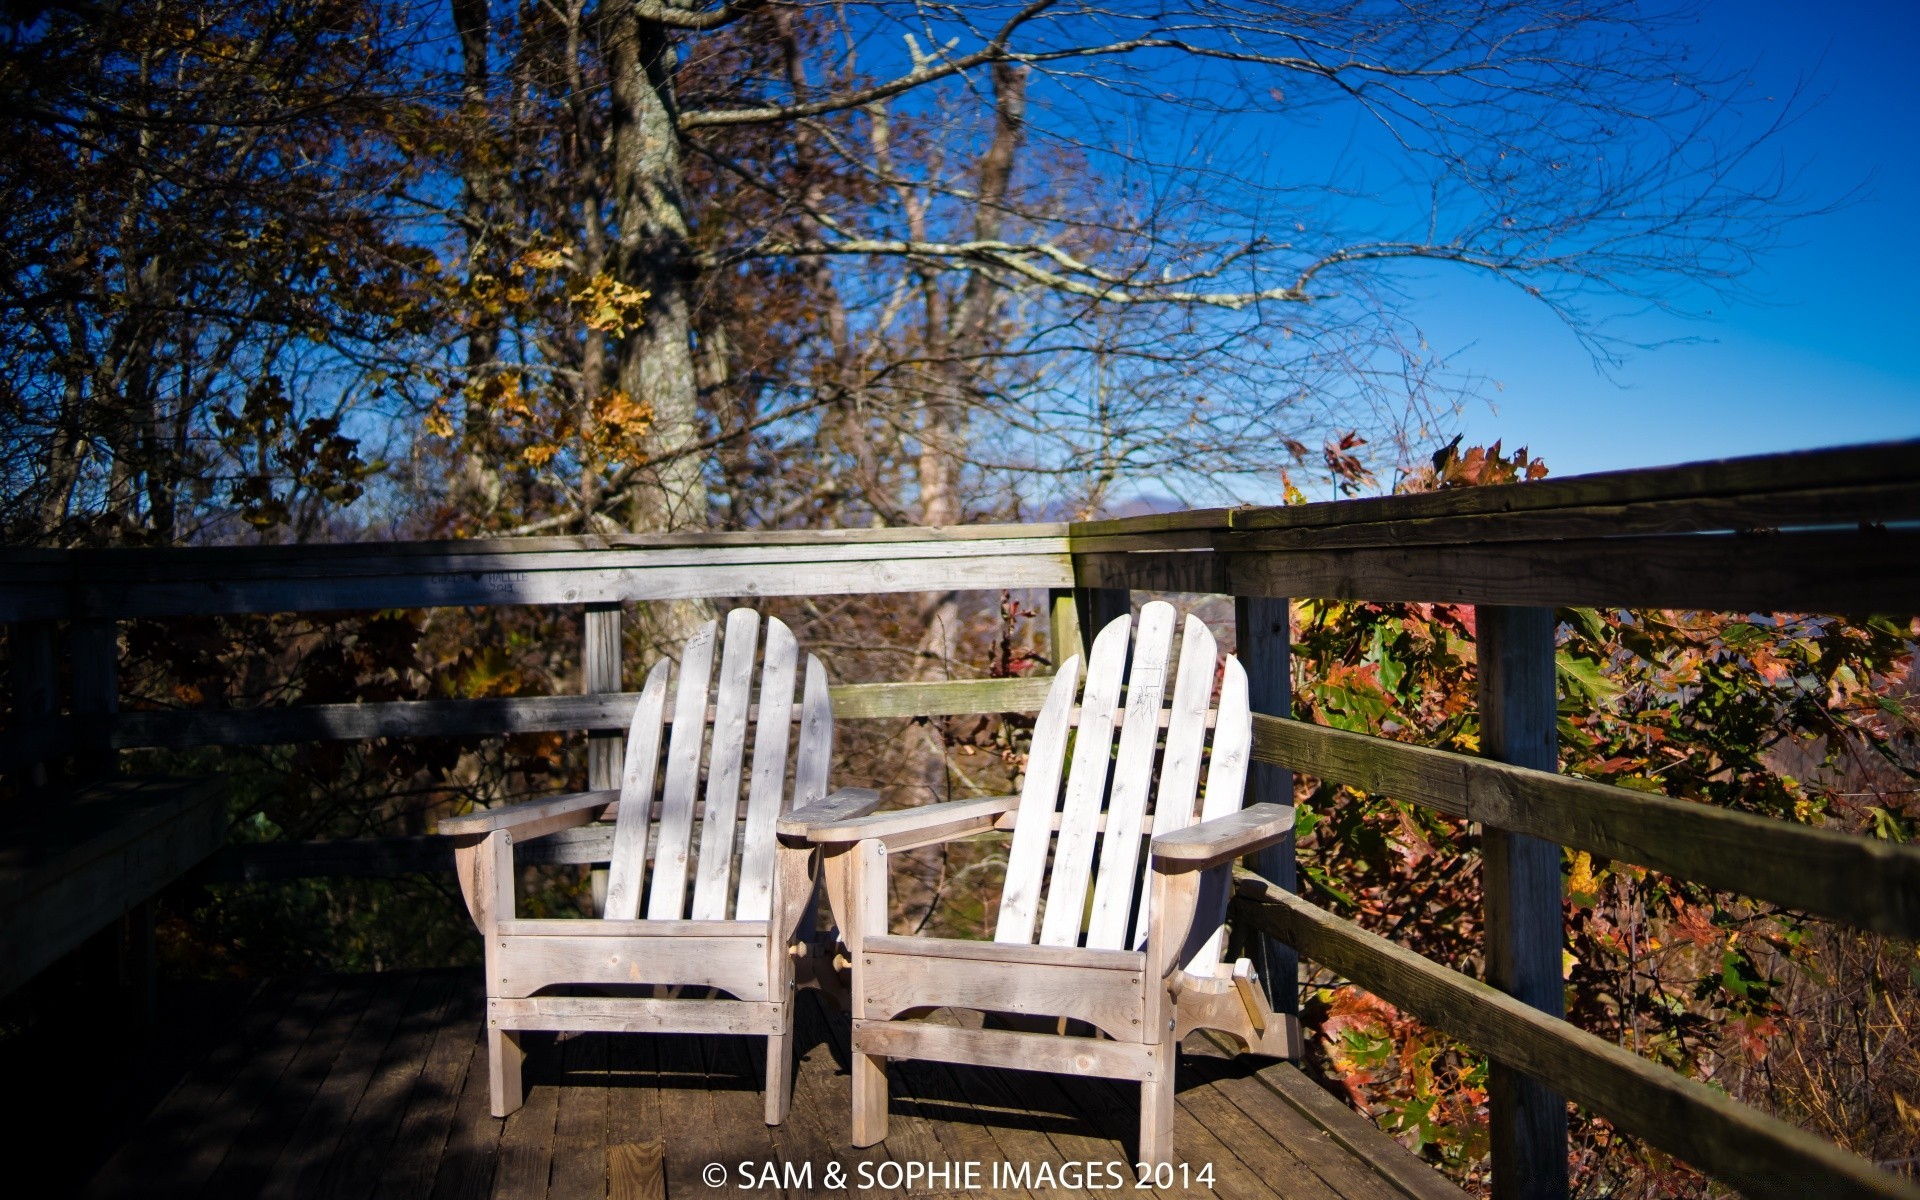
[850,1048,889,1147]
[488,1025,524,1118]
[763,1027,793,1126]
[1138,1039,1177,1167]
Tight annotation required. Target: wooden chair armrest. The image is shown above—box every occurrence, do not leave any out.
[777,788,884,842]
[438,789,619,838]
[787,794,1018,847]
[1151,803,1295,874]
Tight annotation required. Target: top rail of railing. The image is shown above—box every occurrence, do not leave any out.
[3,438,1917,622]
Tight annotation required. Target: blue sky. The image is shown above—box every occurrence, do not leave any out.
[1418,0,1920,477]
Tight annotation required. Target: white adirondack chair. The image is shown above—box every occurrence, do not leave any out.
[788,601,1298,1164]
[442,608,879,1125]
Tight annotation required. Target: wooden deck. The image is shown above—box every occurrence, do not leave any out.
[6,969,1463,1199]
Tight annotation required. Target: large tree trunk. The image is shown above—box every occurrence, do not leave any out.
[604,9,710,654]
[604,7,705,536]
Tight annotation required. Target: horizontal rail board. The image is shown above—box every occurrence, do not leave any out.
[70,551,1074,618]
[0,716,75,773]
[70,536,1075,586]
[1074,439,1920,538]
[1226,531,1919,611]
[1230,876,1919,1200]
[201,825,617,881]
[1217,480,1920,552]
[1252,714,1920,938]
[106,676,1057,749]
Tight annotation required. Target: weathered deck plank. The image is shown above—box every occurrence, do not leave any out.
[42,969,1463,1200]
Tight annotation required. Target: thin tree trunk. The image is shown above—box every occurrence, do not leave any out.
[452,0,504,516]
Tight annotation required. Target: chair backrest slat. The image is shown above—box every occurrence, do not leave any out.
[691,610,761,920]
[792,655,833,810]
[734,616,799,921]
[1184,655,1252,973]
[993,601,1254,956]
[1084,605,1177,949]
[1037,613,1133,947]
[602,657,671,921]
[1129,613,1217,949]
[994,658,1082,945]
[646,619,719,919]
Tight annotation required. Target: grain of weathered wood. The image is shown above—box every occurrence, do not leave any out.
[1087,603,1175,949]
[1251,713,1920,939]
[1040,612,1131,947]
[649,619,718,919]
[372,978,486,1200]
[6,619,56,783]
[261,973,423,1200]
[546,1031,611,1200]
[81,977,295,1199]
[1232,876,1920,1200]
[72,548,1075,618]
[1078,551,1230,596]
[200,976,379,1199]
[1236,594,1299,1015]
[605,661,670,921]
[1478,606,1567,1200]
[1150,803,1295,872]
[487,1029,561,1200]
[693,609,759,919]
[996,661,1080,945]
[427,1013,505,1200]
[79,534,1073,584]
[1166,1066,1335,1200]
[70,968,1470,1200]
[1219,480,1920,552]
[736,616,798,922]
[106,675,1055,751]
[1075,439,1920,537]
[1225,1051,1469,1200]
[609,1141,666,1200]
[1,775,227,996]
[1225,530,1920,613]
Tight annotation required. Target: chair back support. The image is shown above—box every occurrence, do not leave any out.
[602,609,832,921]
[994,601,1251,959]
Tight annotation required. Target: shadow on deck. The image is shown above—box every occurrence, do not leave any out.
[8,969,1463,1199]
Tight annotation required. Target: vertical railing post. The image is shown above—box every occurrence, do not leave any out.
[71,617,119,773]
[1478,605,1567,1199]
[584,602,623,916]
[1047,589,1085,669]
[1076,587,1130,640]
[1235,595,1298,1018]
[9,620,57,789]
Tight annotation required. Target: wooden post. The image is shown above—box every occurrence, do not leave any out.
[1076,587,1130,641]
[1478,606,1568,1200]
[1234,595,1298,1019]
[584,603,623,916]
[9,620,56,788]
[1047,589,1084,669]
[71,618,119,775]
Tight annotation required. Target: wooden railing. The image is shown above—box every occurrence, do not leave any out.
[3,439,1918,1199]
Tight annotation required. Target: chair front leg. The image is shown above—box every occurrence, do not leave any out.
[764,837,817,1126]
[454,830,523,1117]
[846,838,891,1147]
